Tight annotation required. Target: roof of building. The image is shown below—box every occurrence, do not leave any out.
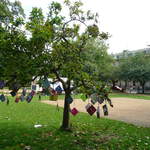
[112,48,150,59]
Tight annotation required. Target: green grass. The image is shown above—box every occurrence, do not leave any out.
[2,90,150,101]
[110,93,150,100]
[0,98,150,150]
[38,93,150,101]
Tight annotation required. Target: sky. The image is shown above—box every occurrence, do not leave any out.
[11,0,150,54]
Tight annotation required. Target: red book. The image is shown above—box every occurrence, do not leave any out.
[71,108,79,116]
[15,97,20,103]
[86,105,96,116]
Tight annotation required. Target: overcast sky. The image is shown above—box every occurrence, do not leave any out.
[11,0,150,54]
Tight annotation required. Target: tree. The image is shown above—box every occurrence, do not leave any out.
[82,39,113,81]
[0,0,33,88]
[1,0,112,130]
[0,0,47,89]
[117,53,150,93]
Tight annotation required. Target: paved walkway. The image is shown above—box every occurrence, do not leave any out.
[42,98,150,127]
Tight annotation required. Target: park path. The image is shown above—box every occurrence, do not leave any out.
[42,98,150,127]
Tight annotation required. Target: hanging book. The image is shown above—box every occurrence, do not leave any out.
[0,94,5,102]
[26,95,33,103]
[41,78,50,89]
[70,108,79,116]
[20,95,25,101]
[103,104,108,116]
[55,85,62,94]
[30,90,35,96]
[15,97,20,103]
[51,89,57,96]
[31,85,36,91]
[0,81,5,89]
[10,91,17,97]
[66,96,73,104]
[85,103,96,116]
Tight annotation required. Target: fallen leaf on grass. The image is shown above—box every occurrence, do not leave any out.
[24,145,31,150]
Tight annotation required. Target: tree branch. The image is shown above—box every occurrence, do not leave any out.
[53,70,67,90]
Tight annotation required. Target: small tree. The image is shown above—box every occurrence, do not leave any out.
[1,0,112,130]
[39,1,111,130]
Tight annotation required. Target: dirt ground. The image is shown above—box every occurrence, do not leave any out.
[42,98,150,127]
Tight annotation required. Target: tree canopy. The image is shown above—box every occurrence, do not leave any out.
[117,53,150,93]
[0,0,112,130]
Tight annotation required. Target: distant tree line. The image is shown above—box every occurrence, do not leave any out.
[109,52,150,94]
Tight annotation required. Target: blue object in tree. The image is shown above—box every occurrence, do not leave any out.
[10,91,16,97]
[103,104,108,116]
[42,78,50,89]
[67,96,73,104]
[0,81,5,89]
[32,85,36,91]
[0,94,5,102]
[20,95,25,101]
[55,85,62,94]
[26,95,33,103]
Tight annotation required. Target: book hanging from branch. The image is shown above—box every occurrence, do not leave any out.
[20,95,25,101]
[66,96,73,104]
[103,104,108,116]
[0,94,6,102]
[70,97,79,116]
[70,107,79,116]
[15,95,20,103]
[41,77,50,89]
[85,103,96,116]
[10,90,17,97]
[26,90,36,103]
[55,85,62,94]
[19,88,27,101]
[0,81,5,89]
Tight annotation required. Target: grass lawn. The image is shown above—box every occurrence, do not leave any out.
[0,97,150,150]
[60,93,150,100]
[36,93,150,101]
[109,93,150,100]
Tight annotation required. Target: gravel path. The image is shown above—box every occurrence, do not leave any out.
[42,98,150,127]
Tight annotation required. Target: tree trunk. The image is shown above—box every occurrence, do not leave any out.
[119,81,122,87]
[112,80,116,88]
[61,90,71,130]
[125,80,127,90]
[141,82,145,94]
